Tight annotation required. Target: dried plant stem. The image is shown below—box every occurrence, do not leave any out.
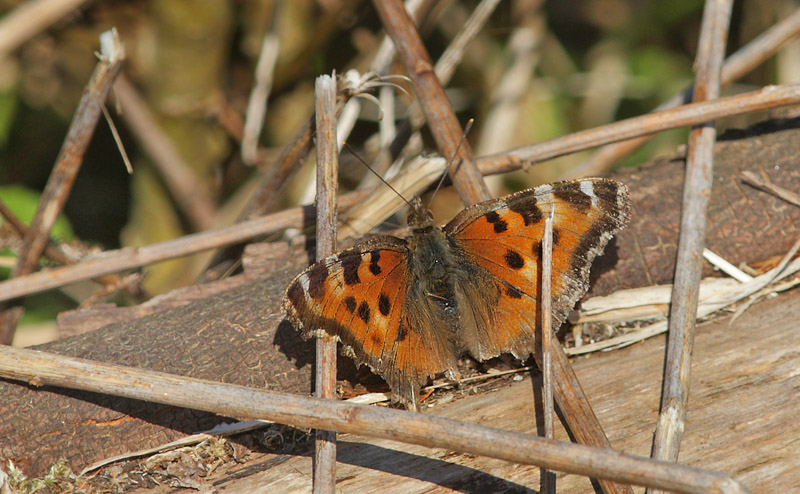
[478,82,800,175]
[373,0,491,205]
[0,198,124,289]
[0,345,749,494]
[241,1,282,165]
[565,7,800,179]
[112,75,216,231]
[312,74,339,493]
[540,214,555,494]
[0,0,90,59]
[0,29,124,345]
[0,191,370,303]
[649,2,732,486]
[741,170,800,207]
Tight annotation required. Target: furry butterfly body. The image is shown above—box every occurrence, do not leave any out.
[283,178,631,404]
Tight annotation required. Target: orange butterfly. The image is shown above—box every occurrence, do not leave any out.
[283,178,630,406]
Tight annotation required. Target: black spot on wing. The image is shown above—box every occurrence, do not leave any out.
[505,284,523,299]
[505,249,524,270]
[484,211,508,233]
[287,282,305,309]
[507,195,543,226]
[554,185,592,215]
[552,228,560,246]
[357,300,371,323]
[344,296,357,313]
[342,254,361,285]
[570,220,606,277]
[396,319,408,341]
[378,293,391,316]
[307,264,328,299]
[369,251,382,275]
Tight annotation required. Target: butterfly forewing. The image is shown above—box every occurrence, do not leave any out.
[445,178,630,359]
[282,236,457,400]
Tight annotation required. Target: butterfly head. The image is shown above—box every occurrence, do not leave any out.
[406,197,435,231]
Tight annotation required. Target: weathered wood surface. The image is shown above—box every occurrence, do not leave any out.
[0,117,799,477]
[206,289,800,493]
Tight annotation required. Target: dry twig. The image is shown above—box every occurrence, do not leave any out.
[649,1,732,479]
[112,75,216,231]
[312,74,339,493]
[565,7,800,179]
[0,345,749,494]
[0,28,124,345]
[540,213,555,494]
[740,170,800,207]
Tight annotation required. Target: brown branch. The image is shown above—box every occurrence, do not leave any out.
[0,29,124,345]
[312,74,339,492]
[373,0,491,205]
[649,0,732,483]
[564,7,800,179]
[0,345,749,494]
[112,75,217,231]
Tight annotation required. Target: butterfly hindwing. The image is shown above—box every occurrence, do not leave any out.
[445,178,630,360]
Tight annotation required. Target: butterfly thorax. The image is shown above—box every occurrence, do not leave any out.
[406,201,460,322]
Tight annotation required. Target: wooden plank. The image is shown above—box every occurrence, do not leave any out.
[210,289,800,493]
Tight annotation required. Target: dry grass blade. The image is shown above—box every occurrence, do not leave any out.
[649,1,732,478]
[241,1,282,166]
[338,156,446,239]
[0,345,750,494]
[112,75,216,231]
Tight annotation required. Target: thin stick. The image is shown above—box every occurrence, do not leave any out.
[477,82,800,176]
[0,191,369,303]
[0,28,124,345]
[0,345,750,494]
[112,75,216,231]
[373,0,491,205]
[0,197,126,289]
[241,1,283,166]
[313,74,339,493]
[649,2,732,486]
[540,213,555,494]
[0,0,90,60]
[564,7,800,179]
[741,170,800,207]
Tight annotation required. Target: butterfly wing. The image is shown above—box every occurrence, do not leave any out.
[282,236,456,403]
[444,178,630,361]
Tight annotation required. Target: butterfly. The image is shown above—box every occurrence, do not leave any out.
[282,178,630,406]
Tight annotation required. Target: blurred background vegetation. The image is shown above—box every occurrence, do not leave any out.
[0,0,796,343]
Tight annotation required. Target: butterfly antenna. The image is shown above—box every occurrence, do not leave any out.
[342,142,415,210]
[426,118,474,208]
